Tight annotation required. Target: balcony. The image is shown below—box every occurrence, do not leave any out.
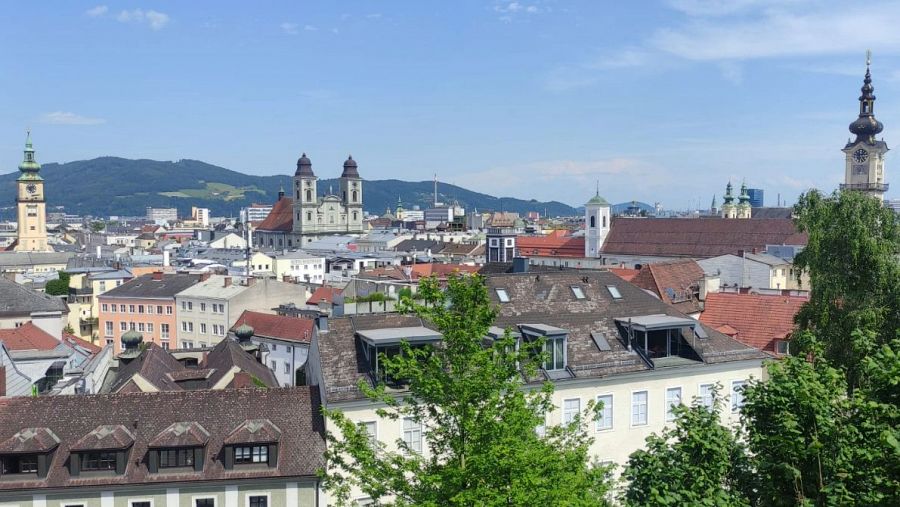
[839,182,889,192]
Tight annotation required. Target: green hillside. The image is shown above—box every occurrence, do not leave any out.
[0,157,577,219]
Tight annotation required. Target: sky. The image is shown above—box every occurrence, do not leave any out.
[2,0,900,209]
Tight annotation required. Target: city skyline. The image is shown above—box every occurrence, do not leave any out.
[3,1,900,208]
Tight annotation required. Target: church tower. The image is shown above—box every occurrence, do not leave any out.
[584,187,611,258]
[340,155,363,232]
[15,131,49,252]
[721,181,737,219]
[841,51,889,201]
[737,182,752,219]
[293,153,318,238]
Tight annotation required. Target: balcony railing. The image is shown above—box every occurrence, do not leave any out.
[839,182,889,192]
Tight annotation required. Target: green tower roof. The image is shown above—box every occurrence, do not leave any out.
[17,130,42,179]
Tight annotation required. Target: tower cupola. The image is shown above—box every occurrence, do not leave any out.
[849,51,884,145]
[341,155,360,178]
[295,153,315,177]
[18,131,42,178]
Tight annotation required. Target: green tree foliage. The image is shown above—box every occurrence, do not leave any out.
[89,221,106,232]
[44,271,70,296]
[622,386,751,507]
[792,189,900,389]
[321,274,611,506]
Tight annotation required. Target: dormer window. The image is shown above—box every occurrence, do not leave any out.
[69,425,134,476]
[223,420,280,470]
[235,445,268,464]
[80,451,117,471]
[1,454,38,475]
[159,448,195,468]
[0,427,59,479]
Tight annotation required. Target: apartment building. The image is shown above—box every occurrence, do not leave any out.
[98,272,201,352]
[232,311,315,387]
[0,388,324,506]
[174,276,307,349]
[307,270,766,504]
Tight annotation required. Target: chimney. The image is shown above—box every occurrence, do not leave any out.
[152,271,163,281]
[737,249,745,258]
[199,272,211,282]
[163,250,170,267]
[223,276,232,288]
[316,311,329,333]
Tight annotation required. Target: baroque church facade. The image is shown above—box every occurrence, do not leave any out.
[13,132,51,252]
[254,154,365,249]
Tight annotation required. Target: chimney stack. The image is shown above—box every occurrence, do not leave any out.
[152,271,163,281]
[224,276,232,288]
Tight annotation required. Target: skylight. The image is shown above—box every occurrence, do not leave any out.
[606,285,622,299]
[496,288,510,303]
[571,286,586,300]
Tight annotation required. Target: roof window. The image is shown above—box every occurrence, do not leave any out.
[495,288,510,303]
[571,286,586,300]
[606,285,622,299]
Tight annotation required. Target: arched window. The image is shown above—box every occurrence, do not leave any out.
[306,190,312,201]
[589,216,596,228]
[352,190,358,202]
[307,212,312,221]
[353,211,358,221]
[602,215,607,228]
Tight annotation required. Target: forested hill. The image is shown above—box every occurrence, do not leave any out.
[0,157,576,219]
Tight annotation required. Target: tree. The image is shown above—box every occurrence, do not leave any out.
[622,386,751,507]
[44,271,71,296]
[89,221,105,232]
[792,189,900,389]
[321,274,611,506]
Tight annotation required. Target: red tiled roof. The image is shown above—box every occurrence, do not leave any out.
[232,311,315,343]
[629,260,705,314]
[700,292,807,353]
[255,196,294,232]
[0,322,60,351]
[516,230,585,258]
[359,263,481,282]
[62,333,102,354]
[608,267,639,282]
[602,218,807,258]
[306,286,343,306]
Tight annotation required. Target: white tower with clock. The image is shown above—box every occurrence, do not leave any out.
[841,52,889,202]
[14,131,50,252]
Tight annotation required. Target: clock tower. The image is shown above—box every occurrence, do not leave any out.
[841,52,889,201]
[14,131,50,252]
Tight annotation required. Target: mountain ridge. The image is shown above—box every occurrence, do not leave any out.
[0,157,577,220]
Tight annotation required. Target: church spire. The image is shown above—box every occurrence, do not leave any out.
[849,50,884,145]
[18,130,41,176]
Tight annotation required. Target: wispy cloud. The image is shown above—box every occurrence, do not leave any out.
[304,24,317,32]
[117,9,169,30]
[365,13,382,19]
[39,112,106,126]
[85,5,108,17]
[280,22,299,35]
[494,1,543,22]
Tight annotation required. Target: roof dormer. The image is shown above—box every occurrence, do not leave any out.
[222,420,281,470]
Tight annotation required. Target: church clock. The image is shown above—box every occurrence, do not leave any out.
[853,148,868,163]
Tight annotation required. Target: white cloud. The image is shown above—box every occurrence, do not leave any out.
[280,22,299,35]
[665,0,810,17]
[366,13,382,19]
[117,9,170,30]
[494,1,542,18]
[304,24,317,32]
[39,112,106,126]
[86,5,108,17]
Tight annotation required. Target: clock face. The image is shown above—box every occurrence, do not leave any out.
[853,148,869,163]
[26,184,37,195]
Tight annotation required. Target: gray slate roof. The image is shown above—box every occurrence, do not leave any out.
[100,273,201,300]
[0,277,68,316]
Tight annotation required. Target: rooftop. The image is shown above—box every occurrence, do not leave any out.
[0,322,61,352]
[255,196,294,232]
[100,273,202,300]
[700,292,807,354]
[232,311,315,344]
[0,277,69,316]
[629,259,705,314]
[175,275,248,300]
[0,388,324,491]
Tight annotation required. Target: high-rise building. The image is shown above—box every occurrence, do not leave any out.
[747,188,764,208]
[14,132,50,252]
[841,52,889,201]
[146,207,178,224]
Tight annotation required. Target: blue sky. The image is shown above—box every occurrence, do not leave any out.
[2,1,899,209]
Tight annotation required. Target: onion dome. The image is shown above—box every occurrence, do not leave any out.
[341,155,360,178]
[234,323,254,342]
[18,131,42,177]
[849,52,884,145]
[295,153,315,177]
[722,181,735,205]
[121,329,144,349]
[738,182,751,206]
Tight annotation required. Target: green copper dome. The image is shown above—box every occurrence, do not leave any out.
[121,329,144,348]
[17,131,42,180]
[235,323,255,341]
[586,193,610,206]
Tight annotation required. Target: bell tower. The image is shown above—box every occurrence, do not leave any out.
[584,184,611,258]
[15,131,49,252]
[841,51,889,201]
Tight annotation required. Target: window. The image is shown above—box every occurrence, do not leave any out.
[109,304,116,313]
[159,448,194,468]
[1,454,39,474]
[631,391,648,426]
[731,381,747,413]
[571,286,586,299]
[182,321,188,332]
[120,304,126,313]
[200,303,206,312]
[248,496,267,507]
[161,323,169,339]
[138,323,145,332]
[596,394,613,431]
[131,502,152,507]
[166,306,173,315]
[402,417,422,453]
[563,398,580,425]
[162,341,170,350]
[543,336,566,371]
[606,285,622,299]
[775,340,789,355]
[234,445,268,464]
[147,323,154,333]
[699,383,714,409]
[665,387,682,422]
[157,305,163,314]
[102,303,109,312]
[81,451,117,471]
[200,323,207,334]
[138,305,144,314]
[99,281,107,291]
[195,499,215,507]
[105,321,113,336]
[359,421,377,447]
[129,322,136,330]
[120,322,128,331]
[270,360,277,371]
[589,215,596,228]
[271,343,277,352]
[495,288,510,303]
[129,305,135,313]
